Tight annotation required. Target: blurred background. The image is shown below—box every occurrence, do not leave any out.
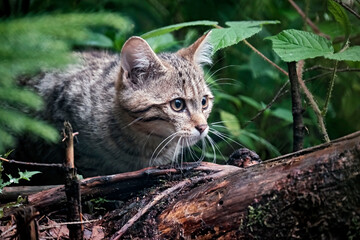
[1,0,359,162]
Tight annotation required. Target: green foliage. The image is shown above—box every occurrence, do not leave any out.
[140,20,218,39]
[0,162,40,194]
[327,46,360,61]
[327,0,351,40]
[266,29,334,62]
[0,13,132,153]
[0,195,26,218]
[220,110,241,137]
[210,21,279,54]
[267,29,360,62]
[0,170,41,192]
[0,151,40,216]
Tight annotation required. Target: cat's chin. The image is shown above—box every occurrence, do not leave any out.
[181,133,208,147]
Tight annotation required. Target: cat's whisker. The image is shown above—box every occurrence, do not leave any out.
[206,135,217,162]
[210,124,228,129]
[205,65,239,83]
[207,78,238,86]
[121,117,144,129]
[209,128,244,148]
[172,136,183,165]
[186,138,197,162]
[150,131,181,166]
[142,129,156,153]
[204,55,225,77]
[207,82,237,88]
[195,138,206,163]
[206,135,227,162]
[210,120,241,125]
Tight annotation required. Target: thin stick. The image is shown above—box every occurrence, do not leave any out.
[243,39,289,76]
[294,63,330,143]
[110,179,192,240]
[288,0,331,39]
[39,219,100,231]
[0,157,63,168]
[304,65,360,73]
[333,0,360,20]
[214,24,289,77]
[243,64,359,127]
[0,225,16,238]
[243,80,289,127]
[63,121,83,240]
[322,61,338,116]
[288,62,305,151]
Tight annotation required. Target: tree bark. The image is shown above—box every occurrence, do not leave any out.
[288,61,304,151]
[2,131,360,239]
[155,131,360,239]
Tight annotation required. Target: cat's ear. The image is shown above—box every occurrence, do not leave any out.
[177,31,213,66]
[119,37,166,86]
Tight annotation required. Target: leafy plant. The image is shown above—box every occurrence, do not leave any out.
[266,29,360,62]
[0,151,40,217]
[0,13,132,153]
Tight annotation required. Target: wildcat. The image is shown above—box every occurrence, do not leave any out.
[17,32,214,177]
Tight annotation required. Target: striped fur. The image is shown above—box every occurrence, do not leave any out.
[23,32,213,176]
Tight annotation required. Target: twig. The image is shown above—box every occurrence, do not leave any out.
[0,225,16,238]
[110,179,192,240]
[63,121,83,240]
[304,65,360,72]
[288,62,305,151]
[39,219,100,231]
[243,64,359,127]
[322,61,338,116]
[214,24,289,77]
[295,63,331,143]
[243,80,289,127]
[0,157,63,168]
[333,0,360,20]
[243,39,289,76]
[288,0,331,39]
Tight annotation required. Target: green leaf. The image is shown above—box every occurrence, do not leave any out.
[325,46,360,61]
[241,130,280,157]
[266,29,334,61]
[210,21,280,54]
[239,95,262,110]
[0,129,15,153]
[0,87,43,110]
[215,92,242,108]
[219,111,241,137]
[238,133,255,149]
[78,32,114,48]
[0,108,58,143]
[141,20,218,39]
[270,108,293,122]
[19,170,41,181]
[328,0,351,39]
[146,33,178,53]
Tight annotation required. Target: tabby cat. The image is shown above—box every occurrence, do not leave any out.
[20,32,214,177]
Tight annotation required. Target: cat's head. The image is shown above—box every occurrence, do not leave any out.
[116,32,213,147]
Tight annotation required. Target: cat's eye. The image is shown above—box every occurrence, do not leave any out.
[201,96,209,109]
[170,98,186,112]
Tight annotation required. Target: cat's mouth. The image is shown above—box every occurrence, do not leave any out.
[180,127,209,147]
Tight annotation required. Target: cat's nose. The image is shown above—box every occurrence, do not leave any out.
[195,124,208,134]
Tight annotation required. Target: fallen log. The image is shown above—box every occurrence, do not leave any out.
[154,131,360,239]
[2,131,360,239]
